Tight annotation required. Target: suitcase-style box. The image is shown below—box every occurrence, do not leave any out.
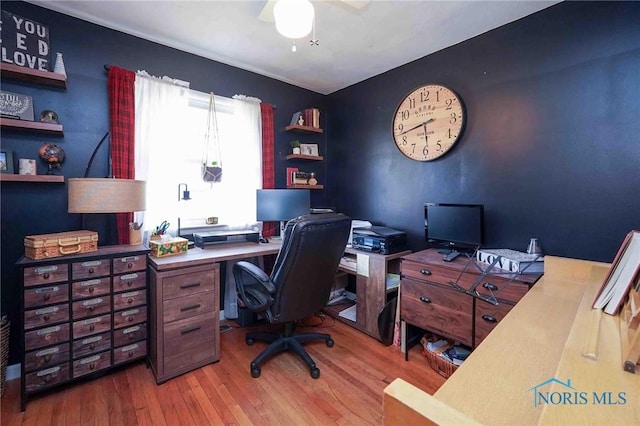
[24,230,98,260]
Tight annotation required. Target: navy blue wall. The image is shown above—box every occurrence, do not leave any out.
[326,1,640,262]
[2,1,640,365]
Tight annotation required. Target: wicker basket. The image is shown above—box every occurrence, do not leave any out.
[421,347,458,378]
[1,319,9,397]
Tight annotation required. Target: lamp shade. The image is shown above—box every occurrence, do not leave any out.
[68,178,146,213]
[274,0,314,39]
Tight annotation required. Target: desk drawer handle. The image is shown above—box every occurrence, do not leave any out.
[180,304,201,312]
[482,314,497,323]
[483,282,498,291]
[419,269,431,276]
[419,296,432,304]
[180,282,200,289]
[181,325,201,335]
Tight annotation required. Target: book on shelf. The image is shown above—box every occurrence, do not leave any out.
[592,230,640,315]
[476,248,544,274]
[286,167,298,186]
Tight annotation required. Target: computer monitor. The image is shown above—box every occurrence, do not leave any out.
[257,189,310,235]
[424,203,484,251]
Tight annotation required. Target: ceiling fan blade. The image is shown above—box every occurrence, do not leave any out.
[258,0,277,22]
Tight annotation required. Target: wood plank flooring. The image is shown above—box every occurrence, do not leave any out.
[1,317,445,425]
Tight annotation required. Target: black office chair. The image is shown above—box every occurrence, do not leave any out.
[233,213,351,379]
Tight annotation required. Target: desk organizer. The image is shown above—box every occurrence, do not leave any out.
[149,237,188,258]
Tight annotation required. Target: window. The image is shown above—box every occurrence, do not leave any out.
[135,82,262,236]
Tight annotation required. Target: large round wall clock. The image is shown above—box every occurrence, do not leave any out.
[391,84,466,161]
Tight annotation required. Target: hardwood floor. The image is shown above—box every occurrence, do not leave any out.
[1,317,445,425]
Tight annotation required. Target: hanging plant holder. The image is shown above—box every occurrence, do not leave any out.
[202,92,223,183]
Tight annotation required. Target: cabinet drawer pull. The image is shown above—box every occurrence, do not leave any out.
[419,296,432,304]
[180,304,201,312]
[419,269,431,276]
[482,314,497,323]
[483,282,498,291]
[180,325,201,335]
[180,282,201,289]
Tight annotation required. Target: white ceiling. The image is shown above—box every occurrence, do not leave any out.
[27,0,560,95]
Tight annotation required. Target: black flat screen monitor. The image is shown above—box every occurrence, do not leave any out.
[424,203,484,250]
[256,189,310,222]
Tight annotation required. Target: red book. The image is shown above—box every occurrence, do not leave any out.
[286,167,298,186]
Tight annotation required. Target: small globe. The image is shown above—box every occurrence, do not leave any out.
[39,144,66,172]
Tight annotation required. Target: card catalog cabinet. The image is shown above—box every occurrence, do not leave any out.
[17,244,149,410]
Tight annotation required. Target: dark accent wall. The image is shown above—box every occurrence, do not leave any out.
[326,1,640,262]
[1,1,639,366]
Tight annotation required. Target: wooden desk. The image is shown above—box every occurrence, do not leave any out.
[147,241,281,383]
[383,255,640,425]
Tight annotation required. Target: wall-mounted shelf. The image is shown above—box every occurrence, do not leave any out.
[286,184,324,190]
[0,174,64,183]
[0,63,67,88]
[1,117,64,136]
[285,124,323,134]
[286,154,324,161]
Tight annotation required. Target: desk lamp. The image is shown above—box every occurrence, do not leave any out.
[68,132,146,244]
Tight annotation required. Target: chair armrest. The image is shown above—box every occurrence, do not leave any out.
[233,261,276,314]
[234,261,276,294]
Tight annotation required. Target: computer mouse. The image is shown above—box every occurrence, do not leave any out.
[259,237,269,243]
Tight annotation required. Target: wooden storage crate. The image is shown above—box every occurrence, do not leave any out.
[24,230,98,260]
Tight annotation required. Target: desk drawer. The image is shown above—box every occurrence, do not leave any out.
[23,265,68,288]
[114,306,147,329]
[163,312,217,372]
[73,352,111,378]
[474,300,513,346]
[113,254,146,274]
[25,364,70,393]
[163,292,215,323]
[73,314,111,339]
[72,296,111,320]
[24,303,69,330]
[113,289,146,311]
[113,342,146,365]
[24,284,69,308]
[401,278,472,346]
[25,323,70,351]
[71,277,110,299]
[72,259,110,280]
[72,331,111,359]
[114,323,147,347]
[162,268,216,300]
[24,343,70,373]
[114,271,146,292]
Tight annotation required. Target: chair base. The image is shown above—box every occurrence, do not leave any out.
[246,322,334,379]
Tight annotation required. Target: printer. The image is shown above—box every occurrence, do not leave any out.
[352,226,407,254]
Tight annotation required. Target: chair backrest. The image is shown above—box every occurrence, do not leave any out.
[268,213,351,323]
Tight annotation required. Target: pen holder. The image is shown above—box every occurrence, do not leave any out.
[129,228,142,245]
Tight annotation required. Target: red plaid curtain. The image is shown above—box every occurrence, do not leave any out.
[260,103,276,238]
[108,66,136,244]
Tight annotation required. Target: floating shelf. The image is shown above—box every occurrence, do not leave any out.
[286,184,324,190]
[0,174,65,183]
[1,117,64,136]
[285,124,323,134]
[0,63,67,88]
[285,154,324,161]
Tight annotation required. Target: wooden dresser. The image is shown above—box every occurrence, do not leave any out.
[148,258,220,383]
[400,248,540,352]
[17,244,149,411]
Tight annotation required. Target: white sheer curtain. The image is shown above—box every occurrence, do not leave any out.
[133,72,190,236]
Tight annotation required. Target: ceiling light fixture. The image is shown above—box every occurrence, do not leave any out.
[274,0,315,39]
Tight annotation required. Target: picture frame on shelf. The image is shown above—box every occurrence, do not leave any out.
[0,150,14,173]
[300,143,319,157]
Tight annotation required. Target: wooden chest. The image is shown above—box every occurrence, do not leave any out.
[24,231,98,260]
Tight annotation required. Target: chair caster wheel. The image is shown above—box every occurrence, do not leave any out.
[250,364,261,378]
[310,367,320,379]
[326,338,334,347]
[246,337,255,346]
